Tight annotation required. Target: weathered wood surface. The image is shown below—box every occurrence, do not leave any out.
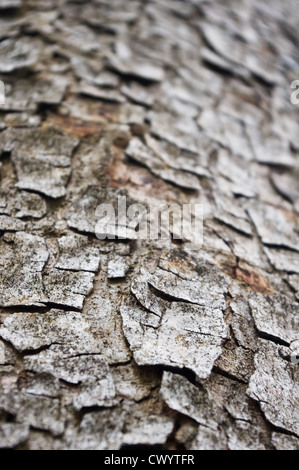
[0,0,298,450]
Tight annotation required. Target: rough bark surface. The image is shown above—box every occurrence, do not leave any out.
[0,0,299,450]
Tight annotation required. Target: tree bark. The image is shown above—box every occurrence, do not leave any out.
[0,0,298,450]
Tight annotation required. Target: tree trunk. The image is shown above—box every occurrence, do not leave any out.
[0,0,298,450]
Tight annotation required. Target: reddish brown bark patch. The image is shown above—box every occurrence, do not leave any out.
[45,113,105,139]
[222,263,274,295]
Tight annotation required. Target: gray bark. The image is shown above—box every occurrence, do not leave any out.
[0,0,299,450]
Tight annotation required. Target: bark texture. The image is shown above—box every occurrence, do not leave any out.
[0,0,299,450]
